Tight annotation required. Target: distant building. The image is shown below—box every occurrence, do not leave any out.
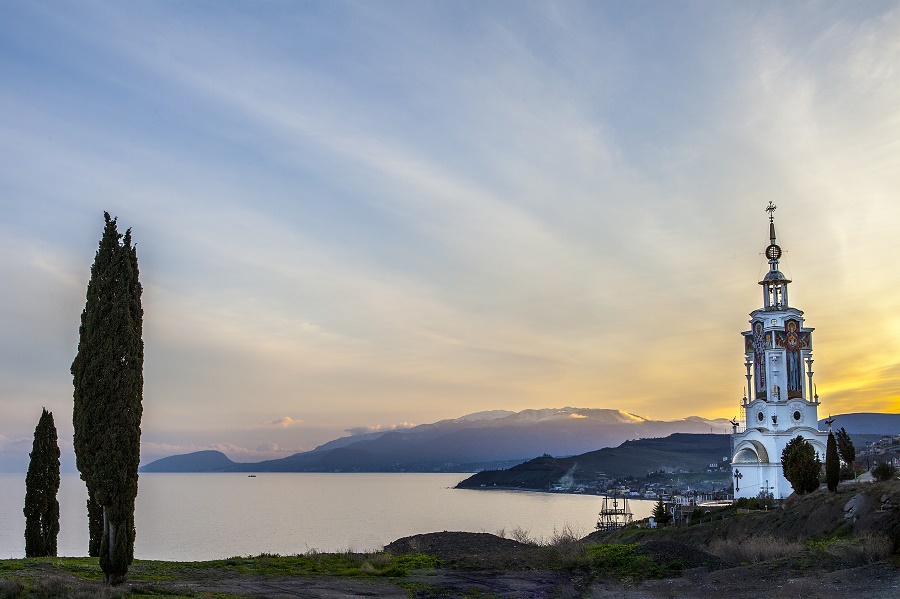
[730,203,829,500]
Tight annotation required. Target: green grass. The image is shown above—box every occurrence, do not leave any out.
[562,543,666,582]
[0,552,440,585]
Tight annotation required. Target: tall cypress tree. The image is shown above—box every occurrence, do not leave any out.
[24,408,61,557]
[72,213,143,584]
[825,430,839,492]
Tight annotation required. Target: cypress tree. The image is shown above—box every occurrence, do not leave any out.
[72,213,143,584]
[835,427,855,466]
[825,430,839,492]
[24,408,61,557]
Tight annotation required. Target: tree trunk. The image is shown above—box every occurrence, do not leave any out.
[87,490,103,557]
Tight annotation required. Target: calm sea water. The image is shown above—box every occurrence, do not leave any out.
[0,473,653,561]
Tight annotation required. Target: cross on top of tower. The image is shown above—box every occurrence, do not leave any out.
[766,201,777,219]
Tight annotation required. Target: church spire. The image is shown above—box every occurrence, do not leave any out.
[760,202,791,310]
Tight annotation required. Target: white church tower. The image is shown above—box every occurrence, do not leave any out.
[731,203,829,500]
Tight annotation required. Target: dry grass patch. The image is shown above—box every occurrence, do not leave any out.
[809,534,894,566]
[708,535,803,564]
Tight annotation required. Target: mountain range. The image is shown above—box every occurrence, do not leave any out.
[142,408,900,474]
[817,413,900,435]
[141,407,732,473]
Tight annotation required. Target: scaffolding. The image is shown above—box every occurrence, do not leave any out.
[595,492,633,531]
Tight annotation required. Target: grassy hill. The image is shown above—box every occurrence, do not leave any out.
[456,433,730,490]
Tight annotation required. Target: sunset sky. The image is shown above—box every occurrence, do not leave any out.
[2,1,899,470]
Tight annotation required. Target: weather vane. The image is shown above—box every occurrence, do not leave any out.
[766,201,777,220]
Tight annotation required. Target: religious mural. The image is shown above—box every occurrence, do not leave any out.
[751,320,767,399]
[774,319,810,399]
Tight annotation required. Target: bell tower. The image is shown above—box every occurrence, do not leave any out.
[731,203,829,500]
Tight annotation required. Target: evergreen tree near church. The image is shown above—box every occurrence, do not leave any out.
[24,408,60,557]
[825,430,839,492]
[781,435,821,495]
[835,427,855,466]
[72,212,143,585]
[652,497,671,526]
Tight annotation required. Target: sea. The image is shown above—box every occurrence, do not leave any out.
[0,472,654,561]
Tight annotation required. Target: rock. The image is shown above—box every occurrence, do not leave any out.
[844,494,863,512]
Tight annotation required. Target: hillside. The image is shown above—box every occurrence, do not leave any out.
[819,413,900,435]
[456,433,731,490]
[139,450,237,473]
[587,480,900,557]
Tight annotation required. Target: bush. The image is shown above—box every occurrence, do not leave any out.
[872,463,896,482]
[509,526,536,545]
[807,534,894,566]
[735,497,760,510]
[547,524,585,560]
[839,464,855,481]
[757,490,775,510]
[580,544,664,580]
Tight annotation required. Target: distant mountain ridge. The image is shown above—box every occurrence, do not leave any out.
[141,407,732,473]
[456,433,732,490]
[818,413,900,435]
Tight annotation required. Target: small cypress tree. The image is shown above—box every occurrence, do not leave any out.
[825,430,839,492]
[835,427,855,466]
[781,435,821,495]
[24,408,61,557]
[72,213,143,584]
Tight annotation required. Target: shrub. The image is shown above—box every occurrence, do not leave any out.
[581,544,664,580]
[509,526,536,545]
[735,497,760,510]
[872,462,896,482]
[807,534,894,566]
[547,524,585,561]
[839,463,855,481]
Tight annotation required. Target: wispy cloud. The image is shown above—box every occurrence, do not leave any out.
[261,417,304,428]
[344,423,416,436]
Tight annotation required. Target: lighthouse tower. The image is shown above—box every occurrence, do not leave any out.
[731,203,829,500]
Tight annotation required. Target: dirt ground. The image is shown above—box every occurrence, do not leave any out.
[51,558,900,599]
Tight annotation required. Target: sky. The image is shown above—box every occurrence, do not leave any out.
[1,1,899,471]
